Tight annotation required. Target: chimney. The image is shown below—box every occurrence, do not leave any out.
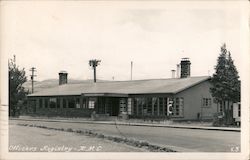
[180,58,191,78]
[176,64,180,78]
[59,71,68,85]
[171,70,176,78]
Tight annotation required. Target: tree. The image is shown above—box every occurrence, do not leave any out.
[89,59,101,83]
[210,44,240,125]
[227,52,240,102]
[9,55,28,117]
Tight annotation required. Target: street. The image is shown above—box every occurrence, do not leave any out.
[10,119,240,152]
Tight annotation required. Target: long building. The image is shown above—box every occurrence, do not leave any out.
[27,59,219,120]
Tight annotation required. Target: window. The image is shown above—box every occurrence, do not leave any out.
[133,98,138,115]
[132,98,148,116]
[76,98,80,108]
[68,98,75,108]
[175,98,180,116]
[39,99,43,108]
[106,98,112,114]
[137,98,143,116]
[119,98,127,113]
[88,98,96,109]
[147,98,152,115]
[179,98,184,116]
[45,99,48,108]
[49,98,56,108]
[56,98,60,108]
[63,99,67,108]
[173,97,184,117]
[127,98,132,115]
[203,98,212,107]
[159,98,164,115]
[89,101,95,109]
[152,97,158,116]
[82,98,86,108]
[164,97,168,116]
[142,98,147,115]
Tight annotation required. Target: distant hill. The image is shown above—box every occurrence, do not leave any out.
[23,79,108,93]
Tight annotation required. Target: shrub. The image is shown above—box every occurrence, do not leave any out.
[66,128,73,132]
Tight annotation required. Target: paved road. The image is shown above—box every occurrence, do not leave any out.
[9,122,145,152]
[11,120,240,152]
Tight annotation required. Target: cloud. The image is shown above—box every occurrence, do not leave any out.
[2,2,244,81]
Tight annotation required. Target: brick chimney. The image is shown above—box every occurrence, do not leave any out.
[180,58,191,78]
[59,71,68,85]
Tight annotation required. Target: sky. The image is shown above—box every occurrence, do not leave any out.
[1,1,248,81]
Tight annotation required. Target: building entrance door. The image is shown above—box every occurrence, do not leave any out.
[110,98,119,116]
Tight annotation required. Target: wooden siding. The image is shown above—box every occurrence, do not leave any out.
[175,80,217,120]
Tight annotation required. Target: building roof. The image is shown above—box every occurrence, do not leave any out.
[27,76,210,97]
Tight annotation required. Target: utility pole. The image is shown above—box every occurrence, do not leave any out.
[29,67,37,93]
[89,59,101,83]
[131,61,133,80]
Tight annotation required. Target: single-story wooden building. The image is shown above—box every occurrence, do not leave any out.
[27,59,219,120]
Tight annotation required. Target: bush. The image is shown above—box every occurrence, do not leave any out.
[76,130,82,133]
[139,140,149,146]
[97,134,104,138]
[66,128,73,132]
[129,115,170,121]
[212,113,224,126]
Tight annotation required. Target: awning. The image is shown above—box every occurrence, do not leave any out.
[82,93,128,97]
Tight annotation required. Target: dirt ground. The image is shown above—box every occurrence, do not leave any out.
[9,121,146,152]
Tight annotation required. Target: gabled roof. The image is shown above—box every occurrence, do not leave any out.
[27,76,210,97]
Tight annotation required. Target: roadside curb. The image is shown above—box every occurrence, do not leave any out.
[10,118,241,132]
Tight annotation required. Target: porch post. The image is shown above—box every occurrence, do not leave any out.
[157,97,160,116]
[136,99,139,116]
[163,98,165,116]
[80,97,83,108]
[152,99,154,116]
[105,98,108,114]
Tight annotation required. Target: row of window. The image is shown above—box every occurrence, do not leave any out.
[36,97,185,117]
[131,97,184,117]
[34,96,217,118]
[37,97,93,109]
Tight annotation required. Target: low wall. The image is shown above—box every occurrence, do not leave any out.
[27,108,93,118]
